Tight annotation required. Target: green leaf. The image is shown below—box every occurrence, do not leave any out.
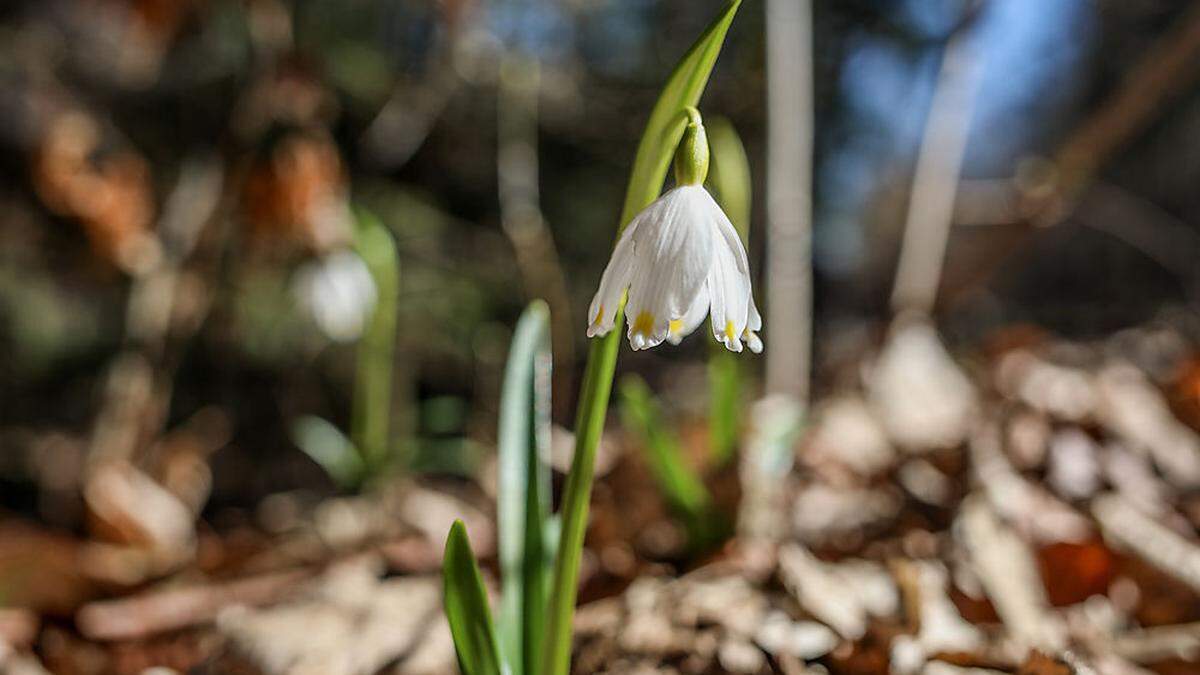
[497,301,554,675]
[618,376,710,518]
[443,520,506,675]
[542,3,742,675]
[706,115,752,240]
[351,208,401,475]
[289,415,365,489]
[618,376,723,550]
[704,117,753,465]
[617,1,744,232]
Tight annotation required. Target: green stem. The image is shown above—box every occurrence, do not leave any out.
[539,4,741,673]
[707,344,740,466]
[352,211,400,476]
[540,324,621,675]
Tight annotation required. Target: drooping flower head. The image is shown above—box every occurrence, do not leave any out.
[587,107,762,353]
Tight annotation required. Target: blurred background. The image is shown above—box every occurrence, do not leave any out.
[5,0,1200,673]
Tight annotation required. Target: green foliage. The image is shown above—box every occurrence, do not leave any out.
[706,116,752,239]
[497,302,554,675]
[289,415,365,489]
[618,376,723,550]
[442,301,556,675]
[289,208,403,492]
[352,208,401,475]
[542,3,743,674]
[443,521,505,675]
[618,1,744,229]
[707,351,741,465]
[704,116,753,465]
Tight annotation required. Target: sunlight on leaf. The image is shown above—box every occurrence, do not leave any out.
[497,301,553,675]
[443,520,506,675]
[289,415,364,489]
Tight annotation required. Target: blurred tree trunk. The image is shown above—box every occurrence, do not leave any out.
[765,0,813,408]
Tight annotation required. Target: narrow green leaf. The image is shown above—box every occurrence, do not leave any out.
[351,208,400,474]
[443,520,505,675]
[618,376,725,550]
[707,351,741,466]
[497,301,553,675]
[289,415,365,489]
[704,117,753,465]
[542,3,742,675]
[618,1,743,231]
[618,376,711,518]
[706,115,752,240]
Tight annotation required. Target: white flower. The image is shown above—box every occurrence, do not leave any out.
[586,183,763,353]
[293,249,378,342]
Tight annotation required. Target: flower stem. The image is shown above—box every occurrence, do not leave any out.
[539,5,742,673]
[540,321,622,675]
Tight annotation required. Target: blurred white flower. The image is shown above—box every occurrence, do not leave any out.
[293,249,377,342]
[587,183,762,353]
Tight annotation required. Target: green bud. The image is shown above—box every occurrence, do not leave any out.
[673,106,709,186]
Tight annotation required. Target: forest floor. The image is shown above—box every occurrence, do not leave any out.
[4,317,1200,675]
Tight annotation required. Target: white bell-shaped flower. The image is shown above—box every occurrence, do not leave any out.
[587,108,762,353]
[293,248,378,342]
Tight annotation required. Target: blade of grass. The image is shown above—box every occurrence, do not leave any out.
[443,520,506,675]
[541,3,743,674]
[618,376,709,515]
[289,415,365,489]
[704,117,753,466]
[618,375,722,549]
[351,208,400,475]
[497,301,553,675]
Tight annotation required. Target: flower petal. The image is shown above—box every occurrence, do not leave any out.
[586,212,642,337]
[742,295,763,353]
[624,186,713,350]
[667,285,710,345]
[703,191,753,352]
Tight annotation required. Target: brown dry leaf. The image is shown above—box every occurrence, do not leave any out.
[890,560,984,674]
[778,544,898,641]
[243,133,352,254]
[83,459,196,584]
[1016,651,1073,675]
[1096,364,1200,488]
[957,495,1067,656]
[754,611,838,661]
[1092,492,1200,594]
[32,112,157,273]
[805,396,895,478]
[791,484,901,547]
[868,320,977,453]
[994,351,1097,422]
[218,560,455,675]
[0,521,94,616]
[0,610,38,653]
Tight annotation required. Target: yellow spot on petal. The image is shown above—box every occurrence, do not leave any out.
[668,319,683,335]
[592,303,605,326]
[633,312,656,335]
[724,321,736,341]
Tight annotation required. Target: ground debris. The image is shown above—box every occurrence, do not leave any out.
[868,319,978,452]
[778,544,897,641]
[1092,492,1200,593]
[217,559,455,675]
